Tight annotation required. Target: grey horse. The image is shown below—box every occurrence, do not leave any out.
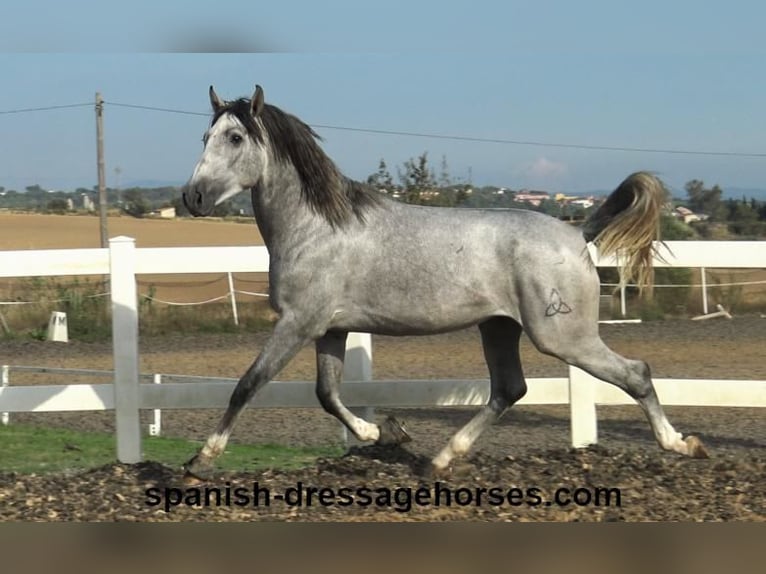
[181,85,708,481]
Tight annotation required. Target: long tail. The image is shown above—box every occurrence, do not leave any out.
[582,171,666,292]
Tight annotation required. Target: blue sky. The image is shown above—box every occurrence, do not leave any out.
[1,1,765,196]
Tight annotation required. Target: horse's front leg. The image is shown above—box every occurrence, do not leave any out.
[183,315,313,482]
[315,331,410,446]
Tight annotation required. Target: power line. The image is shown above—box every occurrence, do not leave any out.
[3,99,766,158]
[107,100,766,158]
[105,101,209,117]
[310,124,766,158]
[0,102,91,115]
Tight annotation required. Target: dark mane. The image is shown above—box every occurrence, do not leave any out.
[212,98,382,227]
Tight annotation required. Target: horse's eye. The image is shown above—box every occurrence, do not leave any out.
[230,133,243,145]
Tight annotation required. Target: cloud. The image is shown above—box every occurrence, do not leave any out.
[514,157,569,189]
[524,157,568,179]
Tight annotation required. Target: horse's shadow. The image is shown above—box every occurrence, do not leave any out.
[343,444,435,478]
[135,460,182,488]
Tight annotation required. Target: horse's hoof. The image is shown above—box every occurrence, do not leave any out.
[183,455,214,484]
[423,460,466,481]
[182,471,208,486]
[685,435,709,458]
[418,460,445,480]
[376,415,412,446]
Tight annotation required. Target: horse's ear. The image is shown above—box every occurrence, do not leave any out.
[251,85,265,117]
[209,85,224,113]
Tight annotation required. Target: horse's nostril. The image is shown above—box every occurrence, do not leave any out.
[182,188,203,214]
[183,189,202,209]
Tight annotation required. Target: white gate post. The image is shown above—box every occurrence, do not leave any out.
[109,236,142,463]
[343,332,373,447]
[569,366,597,448]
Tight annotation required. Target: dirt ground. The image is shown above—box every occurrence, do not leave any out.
[0,212,264,250]
[0,212,268,307]
[1,316,764,521]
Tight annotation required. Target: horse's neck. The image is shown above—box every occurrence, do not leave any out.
[250,168,325,254]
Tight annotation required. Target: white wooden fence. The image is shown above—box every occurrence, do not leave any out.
[0,238,764,463]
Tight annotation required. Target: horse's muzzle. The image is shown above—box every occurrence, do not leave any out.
[182,184,211,217]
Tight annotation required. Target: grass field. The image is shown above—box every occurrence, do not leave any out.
[0,424,342,474]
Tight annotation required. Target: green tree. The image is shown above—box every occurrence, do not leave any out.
[398,152,437,204]
[46,198,69,214]
[211,202,232,217]
[24,184,48,210]
[537,198,562,217]
[725,198,762,236]
[170,196,189,217]
[122,188,149,218]
[726,199,758,223]
[685,179,724,219]
[25,184,46,196]
[438,155,451,188]
[454,185,471,206]
[366,159,395,193]
[660,214,695,240]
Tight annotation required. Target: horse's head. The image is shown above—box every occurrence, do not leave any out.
[182,85,268,216]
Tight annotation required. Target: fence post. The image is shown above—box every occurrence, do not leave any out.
[227,272,239,326]
[616,251,627,317]
[619,285,627,317]
[1,365,9,426]
[700,267,708,315]
[569,366,597,448]
[342,332,373,447]
[148,373,162,437]
[109,236,142,463]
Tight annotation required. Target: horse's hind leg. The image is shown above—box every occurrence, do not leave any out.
[530,328,708,458]
[432,317,527,471]
[315,331,410,445]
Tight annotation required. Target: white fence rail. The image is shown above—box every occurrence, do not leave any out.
[3,365,764,448]
[1,238,765,463]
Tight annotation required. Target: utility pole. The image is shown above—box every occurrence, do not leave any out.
[96,92,108,248]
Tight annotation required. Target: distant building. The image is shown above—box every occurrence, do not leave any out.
[513,190,550,206]
[674,206,708,223]
[154,206,176,219]
[569,197,595,209]
[66,198,74,211]
[553,193,596,209]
